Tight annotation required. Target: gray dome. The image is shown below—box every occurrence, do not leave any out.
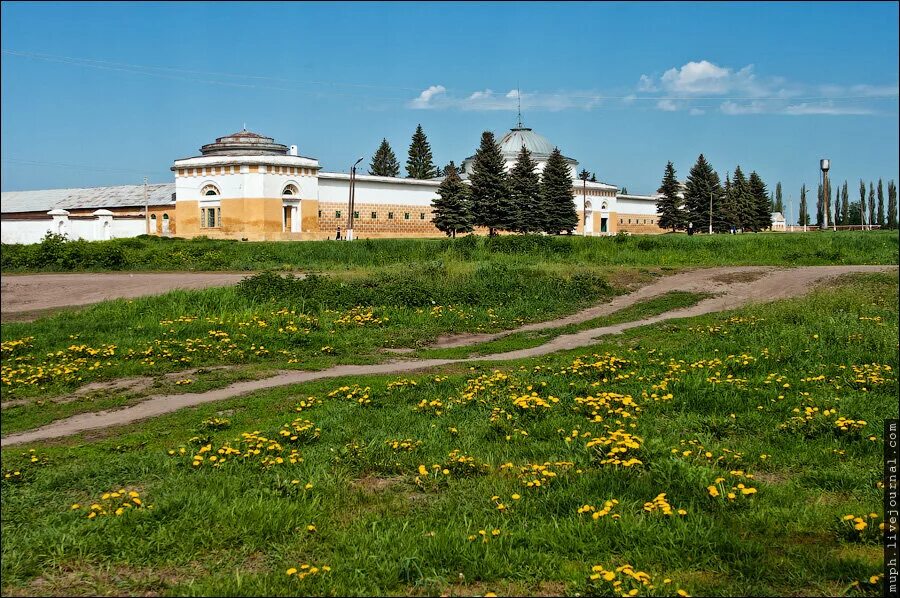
[497,127,555,158]
[200,130,289,156]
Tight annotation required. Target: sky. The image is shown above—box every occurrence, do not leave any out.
[2,1,898,224]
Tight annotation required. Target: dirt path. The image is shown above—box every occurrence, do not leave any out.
[1,265,894,447]
[1,272,250,321]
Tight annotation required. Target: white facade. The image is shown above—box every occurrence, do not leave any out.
[1,210,146,244]
[318,172,441,207]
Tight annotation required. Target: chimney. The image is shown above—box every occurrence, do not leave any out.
[289,145,298,156]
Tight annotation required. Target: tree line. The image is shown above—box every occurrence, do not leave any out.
[798,178,898,229]
[369,124,442,179]
[657,154,899,232]
[433,132,578,237]
[656,155,774,232]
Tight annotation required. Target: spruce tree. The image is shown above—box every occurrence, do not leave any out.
[369,139,400,177]
[774,182,784,214]
[406,124,437,179]
[590,173,597,183]
[540,148,577,234]
[877,179,885,225]
[620,186,628,194]
[748,171,771,231]
[683,154,723,232]
[509,146,542,233]
[887,180,898,229]
[731,166,753,230]
[841,181,849,226]
[656,161,686,232]
[432,162,474,238]
[798,184,809,226]
[469,131,508,236]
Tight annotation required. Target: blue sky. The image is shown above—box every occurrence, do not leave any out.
[2,1,898,223]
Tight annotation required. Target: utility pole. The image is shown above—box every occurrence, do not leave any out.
[820,159,830,231]
[143,176,149,235]
[708,188,713,234]
[789,194,793,232]
[345,157,363,241]
[582,176,587,236]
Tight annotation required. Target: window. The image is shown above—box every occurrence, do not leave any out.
[201,184,220,196]
[282,183,299,196]
[420,213,425,220]
[200,207,221,229]
[388,212,394,219]
[335,210,342,219]
[318,210,322,218]
[404,212,410,220]
[354,211,359,219]
[370,211,377,219]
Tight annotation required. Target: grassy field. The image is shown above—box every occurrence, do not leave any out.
[1,271,896,596]
[1,230,897,273]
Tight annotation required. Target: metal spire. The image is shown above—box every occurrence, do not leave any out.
[516,87,523,128]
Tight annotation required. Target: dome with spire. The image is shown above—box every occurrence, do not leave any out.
[199,130,289,156]
[496,126,556,159]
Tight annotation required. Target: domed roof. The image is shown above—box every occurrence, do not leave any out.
[200,130,289,156]
[497,126,555,158]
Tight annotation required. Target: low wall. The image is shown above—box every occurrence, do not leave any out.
[1,213,146,245]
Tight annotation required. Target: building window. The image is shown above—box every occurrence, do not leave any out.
[388,212,394,219]
[200,207,221,229]
[201,184,220,196]
[282,183,299,196]
[370,211,377,219]
[335,210,342,218]
[354,211,359,219]
[420,213,425,220]
[318,210,322,218]
[404,212,410,220]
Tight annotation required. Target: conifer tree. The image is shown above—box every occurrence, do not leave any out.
[731,166,753,230]
[509,146,542,233]
[578,169,591,182]
[540,148,577,234]
[590,173,597,183]
[798,184,809,226]
[877,179,885,225]
[469,131,508,236]
[816,183,824,228]
[620,186,628,194]
[887,180,898,229]
[683,154,723,232]
[748,171,771,231]
[841,181,849,226]
[406,124,438,179]
[432,162,473,238]
[774,182,784,214]
[369,138,400,177]
[656,161,686,232]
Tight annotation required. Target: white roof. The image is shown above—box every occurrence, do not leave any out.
[318,172,443,187]
[1,183,175,214]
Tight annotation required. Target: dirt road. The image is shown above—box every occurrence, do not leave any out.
[1,272,249,321]
[1,265,894,447]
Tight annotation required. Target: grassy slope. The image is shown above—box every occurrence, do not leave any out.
[1,272,895,597]
[2,230,898,273]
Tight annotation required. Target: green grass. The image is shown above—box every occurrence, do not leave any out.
[2,230,897,273]
[1,272,895,596]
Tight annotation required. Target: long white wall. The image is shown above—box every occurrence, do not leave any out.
[1,217,146,245]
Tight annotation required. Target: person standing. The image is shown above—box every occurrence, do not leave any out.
[335,226,342,240]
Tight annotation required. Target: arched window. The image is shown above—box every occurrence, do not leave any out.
[282,183,299,196]
[201,184,220,196]
[601,201,608,210]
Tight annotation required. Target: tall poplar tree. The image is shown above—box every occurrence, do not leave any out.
[656,161,686,232]
[369,139,400,177]
[816,183,824,228]
[877,179,885,225]
[432,162,473,238]
[406,124,438,179]
[798,184,809,226]
[774,182,784,214]
[508,146,542,233]
[859,180,867,227]
[887,180,898,229]
[841,181,849,226]
[469,131,508,236]
[868,182,876,227]
[540,148,577,234]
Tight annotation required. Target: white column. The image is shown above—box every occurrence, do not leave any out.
[292,205,300,232]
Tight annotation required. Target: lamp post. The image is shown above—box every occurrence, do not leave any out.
[820,159,830,232]
[345,156,363,241]
[708,187,713,234]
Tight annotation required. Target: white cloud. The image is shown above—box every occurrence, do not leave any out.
[637,74,656,92]
[409,85,446,109]
[657,99,678,111]
[661,60,734,94]
[782,102,875,116]
[408,86,603,112]
[720,101,766,115]
[689,108,705,116]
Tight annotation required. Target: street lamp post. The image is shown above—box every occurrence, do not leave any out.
[708,188,713,234]
[345,157,364,241]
